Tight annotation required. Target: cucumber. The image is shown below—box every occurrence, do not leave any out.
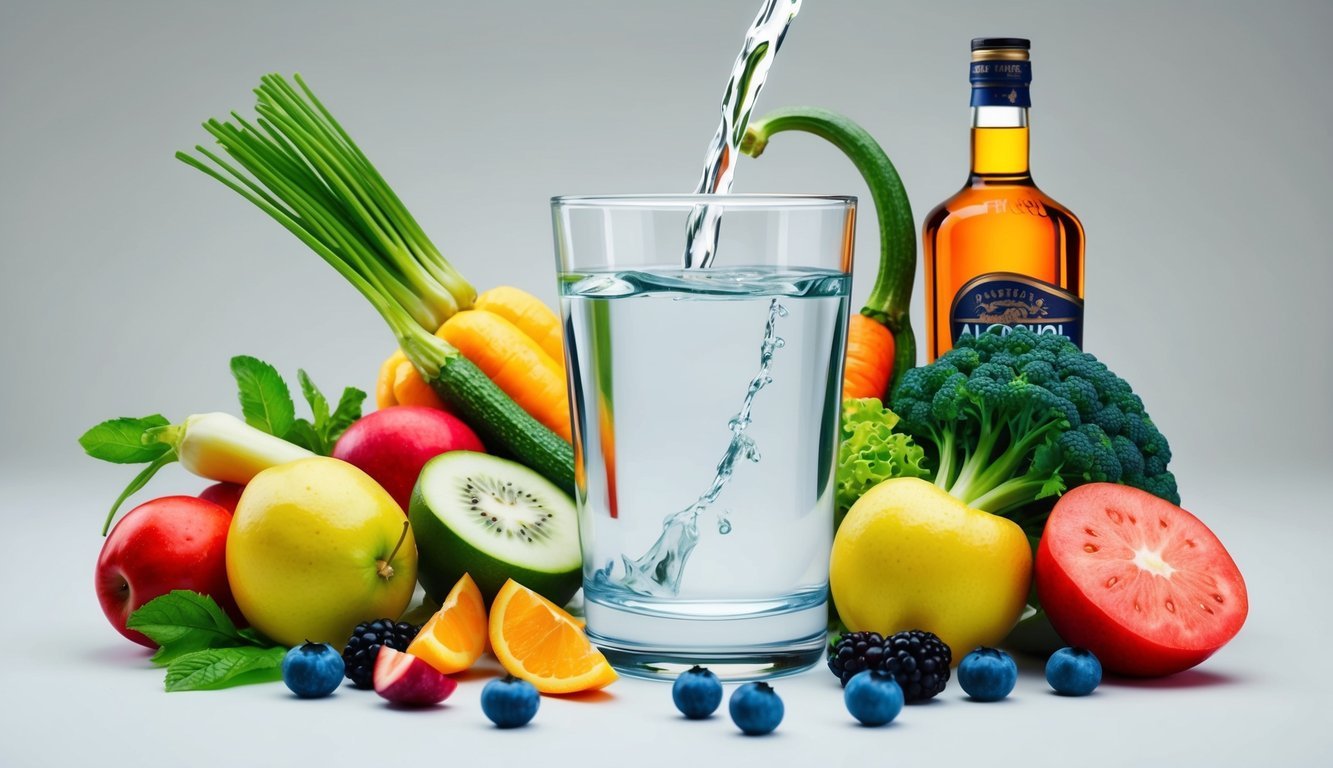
[428,355,575,495]
[409,451,582,607]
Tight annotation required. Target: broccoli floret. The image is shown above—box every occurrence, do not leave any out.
[890,328,1180,524]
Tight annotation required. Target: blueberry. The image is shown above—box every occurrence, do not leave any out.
[729,682,784,736]
[1046,647,1102,696]
[672,666,723,719]
[481,676,541,728]
[843,670,904,726]
[958,647,1018,702]
[282,641,345,699]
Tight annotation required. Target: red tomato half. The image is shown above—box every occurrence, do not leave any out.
[1036,484,1248,677]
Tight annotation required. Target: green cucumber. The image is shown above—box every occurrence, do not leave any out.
[741,106,918,393]
[426,355,576,496]
[409,451,581,607]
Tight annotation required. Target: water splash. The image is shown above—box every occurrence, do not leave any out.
[683,0,803,269]
[717,513,733,535]
[594,298,787,597]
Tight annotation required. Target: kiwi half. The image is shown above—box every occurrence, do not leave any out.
[409,451,581,606]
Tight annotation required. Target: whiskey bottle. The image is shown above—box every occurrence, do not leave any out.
[923,37,1085,360]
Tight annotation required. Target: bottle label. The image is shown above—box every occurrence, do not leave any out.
[970,60,1032,108]
[950,272,1083,347]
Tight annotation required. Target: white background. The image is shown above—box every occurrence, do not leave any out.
[1,1,1329,765]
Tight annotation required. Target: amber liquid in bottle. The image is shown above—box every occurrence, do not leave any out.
[923,39,1085,360]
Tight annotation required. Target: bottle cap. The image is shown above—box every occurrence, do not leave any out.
[969,38,1032,107]
[971,37,1030,51]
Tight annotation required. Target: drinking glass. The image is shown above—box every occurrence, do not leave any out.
[551,195,854,680]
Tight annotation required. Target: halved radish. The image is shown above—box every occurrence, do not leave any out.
[1036,484,1248,677]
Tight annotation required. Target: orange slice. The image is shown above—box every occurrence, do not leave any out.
[489,579,617,694]
[406,573,488,674]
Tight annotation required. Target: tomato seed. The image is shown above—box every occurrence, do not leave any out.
[1085,527,1098,537]
[1084,543,1099,553]
[1107,508,1124,524]
[1105,576,1118,588]
[1165,599,1176,613]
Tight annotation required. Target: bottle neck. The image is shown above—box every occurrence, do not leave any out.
[970,105,1030,178]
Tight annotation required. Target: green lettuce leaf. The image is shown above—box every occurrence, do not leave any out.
[835,398,929,520]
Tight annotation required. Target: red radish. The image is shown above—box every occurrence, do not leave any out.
[332,406,484,511]
[1036,484,1248,677]
[373,647,457,705]
[96,496,241,647]
[198,482,244,513]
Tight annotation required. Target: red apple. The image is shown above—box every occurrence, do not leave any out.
[198,482,244,513]
[374,648,457,705]
[332,406,484,511]
[95,496,241,647]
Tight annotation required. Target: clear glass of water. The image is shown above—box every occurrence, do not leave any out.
[551,195,855,680]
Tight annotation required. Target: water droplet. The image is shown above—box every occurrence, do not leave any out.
[717,514,732,535]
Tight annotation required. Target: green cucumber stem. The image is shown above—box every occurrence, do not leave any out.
[741,107,917,393]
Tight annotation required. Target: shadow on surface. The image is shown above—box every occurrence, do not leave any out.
[1105,668,1241,690]
[550,689,615,703]
[83,643,155,668]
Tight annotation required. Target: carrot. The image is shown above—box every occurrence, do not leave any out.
[377,350,448,410]
[437,311,573,442]
[474,286,565,364]
[843,313,896,400]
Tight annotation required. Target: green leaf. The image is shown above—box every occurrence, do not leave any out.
[297,369,331,432]
[79,415,172,463]
[163,646,286,691]
[230,355,296,438]
[834,398,929,520]
[327,386,366,443]
[102,450,178,535]
[237,627,271,647]
[127,590,246,665]
[283,419,324,455]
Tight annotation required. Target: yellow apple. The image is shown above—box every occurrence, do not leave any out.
[226,456,417,648]
[830,477,1032,660]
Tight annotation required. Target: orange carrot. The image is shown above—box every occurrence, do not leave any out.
[842,313,896,400]
[474,286,565,364]
[377,350,448,410]
[438,311,572,442]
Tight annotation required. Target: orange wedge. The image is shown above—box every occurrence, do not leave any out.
[406,573,488,674]
[489,579,617,694]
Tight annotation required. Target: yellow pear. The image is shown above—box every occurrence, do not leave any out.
[830,477,1032,660]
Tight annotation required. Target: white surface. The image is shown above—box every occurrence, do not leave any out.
[1,471,1328,767]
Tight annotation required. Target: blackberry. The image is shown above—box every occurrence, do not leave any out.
[827,631,885,685]
[341,618,420,689]
[828,629,952,702]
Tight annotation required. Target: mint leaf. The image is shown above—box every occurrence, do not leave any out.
[79,415,172,463]
[328,386,366,443]
[283,419,324,455]
[231,355,295,438]
[127,590,247,665]
[297,369,330,431]
[237,627,271,646]
[163,647,286,692]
